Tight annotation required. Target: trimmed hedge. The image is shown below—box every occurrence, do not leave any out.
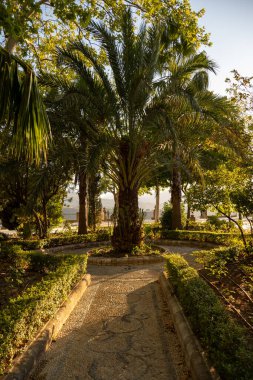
[1,231,110,251]
[0,252,88,375]
[165,254,253,380]
[161,229,241,245]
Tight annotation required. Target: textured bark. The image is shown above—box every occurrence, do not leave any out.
[171,160,183,230]
[112,185,143,253]
[5,36,17,53]
[154,184,160,223]
[41,199,48,238]
[78,171,88,235]
[185,202,191,230]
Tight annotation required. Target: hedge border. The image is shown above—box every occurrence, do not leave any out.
[161,230,241,245]
[0,253,88,376]
[165,254,253,380]
[3,274,91,380]
[159,272,216,380]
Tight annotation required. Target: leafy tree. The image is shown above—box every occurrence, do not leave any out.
[188,165,249,249]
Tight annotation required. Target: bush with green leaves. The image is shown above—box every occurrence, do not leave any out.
[0,252,88,375]
[161,229,241,245]
[1,230,110,251]
[193,245,244,277]
[161,202,186,230]
[165,254,253,379]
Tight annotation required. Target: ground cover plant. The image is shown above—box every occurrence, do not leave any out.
[165,253,253,380]
[88,244,163,258]
[0,245,88,375]
[194,245,253,332]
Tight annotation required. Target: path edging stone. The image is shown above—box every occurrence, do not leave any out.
[159,271,220,380]
[3,274,92,380]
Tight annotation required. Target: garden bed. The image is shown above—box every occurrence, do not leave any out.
[165,253,253,380]
[194,246,253,332]
[87,244,164,258]
[0,246,88,375]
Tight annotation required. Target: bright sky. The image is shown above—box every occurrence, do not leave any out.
[191,0,253,95]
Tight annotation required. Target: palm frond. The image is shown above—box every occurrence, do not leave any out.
[0,47,51,164]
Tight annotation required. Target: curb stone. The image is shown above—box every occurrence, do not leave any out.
[159,271,220,380]
[3,274,91,380]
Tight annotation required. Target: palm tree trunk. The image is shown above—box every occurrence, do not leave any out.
[5,36,17,53]
[41,199,48,238]
[171,156,183,230]
[155,184,160,223]
[78,171,88,235]
[112,185,143,252]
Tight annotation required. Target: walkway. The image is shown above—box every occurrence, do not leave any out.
[29,245,200,380]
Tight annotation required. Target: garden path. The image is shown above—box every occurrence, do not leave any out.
[29,245,200,380]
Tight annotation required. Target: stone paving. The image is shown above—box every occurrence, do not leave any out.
[29,258,194,380]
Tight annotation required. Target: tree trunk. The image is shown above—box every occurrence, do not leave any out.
[186,202,191,230]
[112,185,143,252]
[171,158,183,230]
[5,36,17,53]
[78,171,88,235]
[41,199,48,238]
[112,188,119,226]
[154,184,160,223]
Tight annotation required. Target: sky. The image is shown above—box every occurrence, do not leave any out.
[190,0,253,95]
[106,0,253,208]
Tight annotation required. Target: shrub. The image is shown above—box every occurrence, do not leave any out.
[161,203,173,230]
[0,253,88,375]
[161,229,241,245]
[193,245,244,277]
[1,230,110,251]
[165,254,253,379]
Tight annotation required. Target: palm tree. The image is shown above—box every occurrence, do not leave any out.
[0,47,51,163]
[48,9,166,252]
[155,45,242,229]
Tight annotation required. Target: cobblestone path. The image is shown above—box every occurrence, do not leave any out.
[30,262,191,380]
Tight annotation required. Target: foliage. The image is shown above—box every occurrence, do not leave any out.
[0,250,87,374]
[161,229,241,245]
[160,202,186,230]
[160,202,173,230]
[165,254,253,379]
[0,47,51,163]
[193,245,244,278]
[1,230,110,251]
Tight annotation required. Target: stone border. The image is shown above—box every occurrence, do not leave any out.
[3,274,91,380]
[88,255,165,266]
[159,272,220,380]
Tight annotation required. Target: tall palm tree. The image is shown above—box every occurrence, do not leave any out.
[155,45,242,229]
[48,9,166,252]
[0,47,51,163]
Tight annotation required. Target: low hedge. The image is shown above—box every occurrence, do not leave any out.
[0,252,88,375]
[165,254,253,380]
[161,229,241,245]
[1,230,110,251]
